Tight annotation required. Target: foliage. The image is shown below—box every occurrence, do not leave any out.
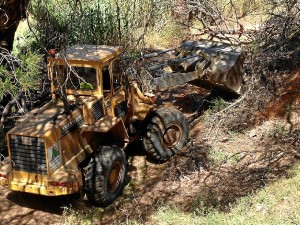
[27,0,176,52]
[206,146,228,166]
[12,20,39,56]
[210,97,229,113]
[0,48,42,100]
[185,0,265,43]
[255,0,300,72]
[145,19,185,48]
[1,0,179,114]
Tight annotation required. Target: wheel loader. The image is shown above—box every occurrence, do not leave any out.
[0,41,245,206]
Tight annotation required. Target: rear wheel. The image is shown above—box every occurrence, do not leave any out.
[142,107,189,162]
[84,145,126,206]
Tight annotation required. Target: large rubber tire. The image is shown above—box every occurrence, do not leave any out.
[84,145,126,206]
[142,107,189,162]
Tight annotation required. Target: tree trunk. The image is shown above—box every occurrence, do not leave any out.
[0,0,30,52]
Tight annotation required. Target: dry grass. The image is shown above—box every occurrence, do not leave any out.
[149,161,300,225]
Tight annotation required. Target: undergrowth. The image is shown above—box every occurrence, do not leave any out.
[149,163,300,225]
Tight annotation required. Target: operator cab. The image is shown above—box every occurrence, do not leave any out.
[48,44,127,120]
[48,44,123,99]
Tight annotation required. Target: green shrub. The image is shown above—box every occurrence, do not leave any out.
[210,97,229,113]
[27,0,175,52]
[0,51,42,99]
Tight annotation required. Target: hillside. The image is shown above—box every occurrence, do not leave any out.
[0,1,300,224]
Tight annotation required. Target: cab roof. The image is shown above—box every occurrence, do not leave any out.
[62,44,123,63]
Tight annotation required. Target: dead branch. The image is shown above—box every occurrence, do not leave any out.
[0,92,27,125]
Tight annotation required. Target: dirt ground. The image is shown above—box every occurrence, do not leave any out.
[1,68,300,225]
[0,186,63,225]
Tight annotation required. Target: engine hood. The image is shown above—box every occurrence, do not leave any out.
[8,99,68,138]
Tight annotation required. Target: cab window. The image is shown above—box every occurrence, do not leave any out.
[102,65,111,92]
[111,59,121,84]
[102,60,122,95]
[53,65,97,90]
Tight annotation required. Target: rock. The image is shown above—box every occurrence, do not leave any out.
[249,130,257,138]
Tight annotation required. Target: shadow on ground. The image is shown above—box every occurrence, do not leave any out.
[0,188,79,225]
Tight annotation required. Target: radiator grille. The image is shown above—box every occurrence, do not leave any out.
[92,99,104,121]
[9,135,47,175]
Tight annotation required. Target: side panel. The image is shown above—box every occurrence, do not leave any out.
[57,109,86,170]
[81,117,129,148]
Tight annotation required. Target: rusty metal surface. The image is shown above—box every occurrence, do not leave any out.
[148,40,245,95]
[64,44,123,63]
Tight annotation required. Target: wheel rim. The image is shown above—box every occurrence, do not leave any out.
[162,123,182,148]
[108,160,123,193]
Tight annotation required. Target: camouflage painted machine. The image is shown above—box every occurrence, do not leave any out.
[0,40,245,206]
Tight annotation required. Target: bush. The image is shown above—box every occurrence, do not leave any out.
[0,49,42,100]
[27,0,176,52]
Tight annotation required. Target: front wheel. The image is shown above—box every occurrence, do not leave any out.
[84,145,126,206]
[142,107,189,162]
